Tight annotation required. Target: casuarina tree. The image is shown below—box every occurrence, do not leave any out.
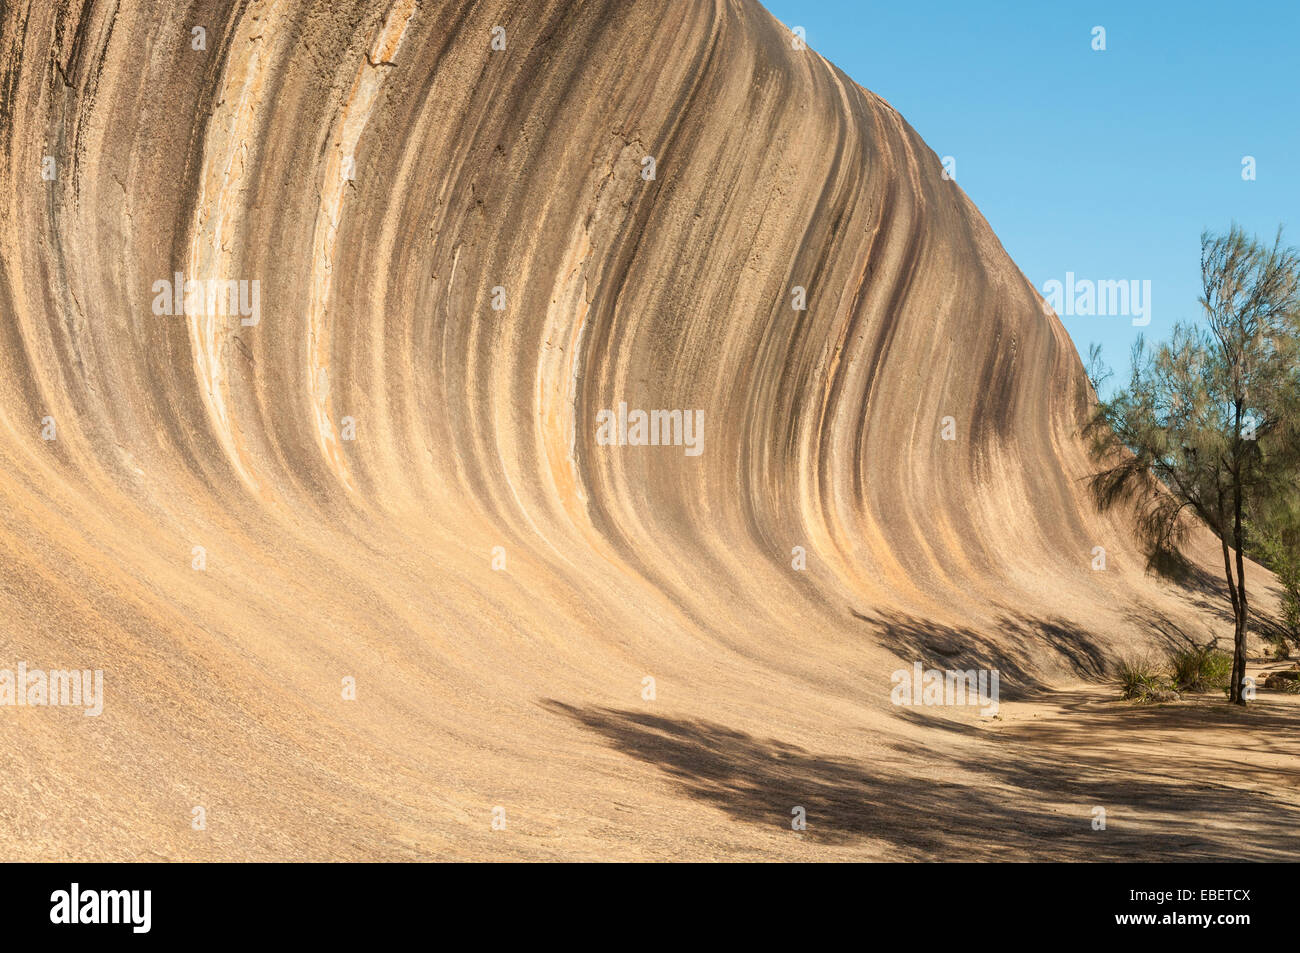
[1086,225,1300,704]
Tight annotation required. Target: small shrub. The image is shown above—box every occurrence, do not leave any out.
[1169,643,1233,693]
[1118,654,1176,702]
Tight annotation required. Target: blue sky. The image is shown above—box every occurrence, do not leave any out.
[762,0,1299,393]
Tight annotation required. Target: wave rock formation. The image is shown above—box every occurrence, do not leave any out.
[0,0,1272,859]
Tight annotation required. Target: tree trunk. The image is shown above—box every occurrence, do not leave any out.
[1230,603,1249,704]
[1219,523,1240,622]
[1218,490,1245,704]
[1230,482,1250,705]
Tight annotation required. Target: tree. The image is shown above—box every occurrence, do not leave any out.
[1085,225,1300,704]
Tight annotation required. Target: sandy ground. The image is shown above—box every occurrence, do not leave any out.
[925,669,1300,861]
[521,663,1300,862]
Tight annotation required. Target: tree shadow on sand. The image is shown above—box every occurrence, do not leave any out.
[541,698,1300,860]
[849,608,1108,695]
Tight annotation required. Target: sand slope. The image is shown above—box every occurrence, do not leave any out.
[0,0,1293,860]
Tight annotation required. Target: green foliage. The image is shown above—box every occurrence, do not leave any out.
[1086,227,1300,558]
[1253,497,1300,650]
[1087,225,1300,704]
[1169,644,1233,693]
[1118,654,1176,702]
